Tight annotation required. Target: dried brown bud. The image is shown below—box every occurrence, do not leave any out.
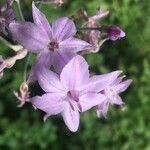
[14,81,30,107]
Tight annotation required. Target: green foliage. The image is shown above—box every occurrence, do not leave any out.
[0,0,150,149]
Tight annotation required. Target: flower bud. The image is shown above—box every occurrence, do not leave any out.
[101,26,126,41]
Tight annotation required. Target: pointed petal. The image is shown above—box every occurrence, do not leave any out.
[9,22,49,52]
[62,103,80,132]
[60,55,89,90]
[53,51,75,74]
[114,79,132,93]
[32,2,52,39]
[37,67,64,93]
[28,52,52,82]
[110,95,124,105]
[52,17,76,42]
[31,93,65,116]
[79,93,106,112]
[59,37,91,53]
[82,71,122,93]
[96,101,109,117]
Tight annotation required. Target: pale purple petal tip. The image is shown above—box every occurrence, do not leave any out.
[52,17,76,42]
[9,22,49,52]
[32,2,52,39]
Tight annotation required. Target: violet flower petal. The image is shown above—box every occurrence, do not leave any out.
[82,71,122,93]
[32,2,52,39]
[61,102,80,132]
[79,93,106,112]
[37,67,64,93]
[9,22,49,52]
[96,101,109,117]
[28,52,52,82]
[52,51,75,74]
[114,79,132,93]
[52,17,76,42]
[31,93,65,116]
[59,37,92,53]
[60,55,89,90]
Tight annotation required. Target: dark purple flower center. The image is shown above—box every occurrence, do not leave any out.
[48,41,59,52]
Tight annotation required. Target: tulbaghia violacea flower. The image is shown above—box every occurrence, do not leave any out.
[9,3,91,73]
[101,26,125,41]
[96,73,132,117]
[31,55,122,132]
[0,0,15,33]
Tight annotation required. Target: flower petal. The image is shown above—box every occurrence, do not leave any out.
[96,101,109,117]
[37,67,64,93]
[53,51,75,74]
[31,93,65,116]
[60,55,89,90]
[82,71,122,93]
[32,2,52,39]
[61,102,80,132]
[79,93,106,112]
[9,22,49,52]
[52,17,76,42]
[59,37,91,53]
[28,52,52,82]
[110,95,124,105]
[114,79,132,93]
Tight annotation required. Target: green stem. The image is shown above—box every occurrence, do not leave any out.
[77,27,102,31]
[23,53,31,81]
[15,0,25,21]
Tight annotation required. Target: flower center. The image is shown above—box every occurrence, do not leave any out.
[104,87,117,103]
[67,91,82,112]
[48,41,59,52]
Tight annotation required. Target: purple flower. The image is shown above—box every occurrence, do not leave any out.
[101,26,126,41]
[96,73,132,117]
[0,0,15,33]
[31,55,121,132]
[9,3,91,73]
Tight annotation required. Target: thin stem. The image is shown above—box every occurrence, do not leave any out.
[23,53,31,82]
[15,0,25,21]
[77,27,102,31]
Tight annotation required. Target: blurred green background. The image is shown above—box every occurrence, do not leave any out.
[0,0,150,149]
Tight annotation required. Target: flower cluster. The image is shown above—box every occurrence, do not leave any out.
[0,1,132,132]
